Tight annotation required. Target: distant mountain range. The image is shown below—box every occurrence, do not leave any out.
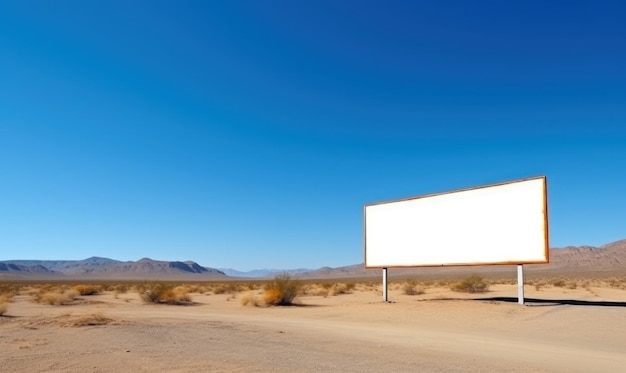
[1,239,624,280]
[0,257,226,280]
[219,268,312,278]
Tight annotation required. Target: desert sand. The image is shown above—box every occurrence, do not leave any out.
[1,282,625,372]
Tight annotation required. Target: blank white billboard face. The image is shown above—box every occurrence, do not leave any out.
[364,177,549,268]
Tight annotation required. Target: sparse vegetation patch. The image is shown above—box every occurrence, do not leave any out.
[264,274,302,306]
[240,292,262,307]
[451,275,490,293]
[67,312,113,327]
[33,288,79,305]
[402,281,426,295]
[73,284,102,296]
[0,298,8,316]
[138,283,193,305]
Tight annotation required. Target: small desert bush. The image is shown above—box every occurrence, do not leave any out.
[112,283,129,293]
[566,282,578,290]
[0,284,21,298]
[302,284,329,297]
[551,279,566,288]
[607,278,626,289]
[139,283,192,305]
[244,282,260,291]
[213,285,229,294]
[0,295,10,316]
[451,275,490,293]
[68,312,113,327]
[402,281,425,295]
[316,288,330,297]
[240,292,262,307]
[34,289,79,305]
[213,283,242,295]
[263,274,302,306]
[329,283,351,296]
[73,284,102,296]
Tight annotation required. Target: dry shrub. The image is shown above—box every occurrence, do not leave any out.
[552,280,566,288]
[0,286,17,315]
[305,282,354,297]
[139,283,193,305]
[213,283,242,295]
[184,283,213,294]
[0,296,8,316]
[246,282,260,291]
[329,283,350,296]
[68,312,113,327]
[112,284,129,293]
[316,288,330,297]
[73,284,102,296]
[240,292,262,307]
[402,281,425,295]
[607,278,626,289]
[213,285,229,294]
[451,275,490,293]
[566,282,578,290]
[263,274,302,306]
[302,284,329,297]
[35,289,79,305]
[0,284,20,299]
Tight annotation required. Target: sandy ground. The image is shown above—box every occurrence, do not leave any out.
[1,284,625,372]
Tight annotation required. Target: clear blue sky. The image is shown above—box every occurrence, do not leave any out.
[1,1,624,270]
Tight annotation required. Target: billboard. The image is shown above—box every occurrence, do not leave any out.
[364,176,549,268]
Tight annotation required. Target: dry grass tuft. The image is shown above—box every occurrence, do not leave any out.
[402,281,426,295]
[73,284,102,296]
[451,275,490,293]
[606,277,626,289]
[264,274,302,306]
[213,283,242,295]
[329,283,350,296]
[0,289,15,315]
[0,284,21,299]
[34,289,79,305]
[240,292,262,307]
[0,299,8,316]
[67,312,113,327]
[301,284,330,297]
[139,283,193,305]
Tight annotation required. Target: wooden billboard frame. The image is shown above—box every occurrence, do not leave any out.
[363,176,549,304]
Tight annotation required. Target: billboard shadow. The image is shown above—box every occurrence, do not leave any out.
[473,296,626,308]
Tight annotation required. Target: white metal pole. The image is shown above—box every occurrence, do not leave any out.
[382,267,388,302]
[517,264,525,305]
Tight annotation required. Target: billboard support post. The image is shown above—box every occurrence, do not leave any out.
[517,264,525,305]
[382,268,388,302]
